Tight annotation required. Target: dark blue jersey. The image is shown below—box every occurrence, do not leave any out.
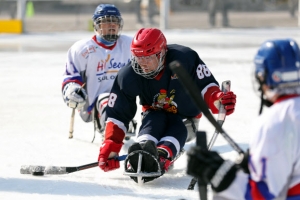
[106,44,219,127]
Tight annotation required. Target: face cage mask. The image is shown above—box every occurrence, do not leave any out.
[94,15,123,42]
[131,51,166,79]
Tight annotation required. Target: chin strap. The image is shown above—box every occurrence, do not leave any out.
[259,89,274,115]
[259,90,264,115]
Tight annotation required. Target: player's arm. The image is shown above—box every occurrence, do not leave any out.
[98,69,138,172]
[193,57,236,115]
[62,45,87,110]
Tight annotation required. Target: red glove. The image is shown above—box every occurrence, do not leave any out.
[98,140,123,172]
[209,91,236,115]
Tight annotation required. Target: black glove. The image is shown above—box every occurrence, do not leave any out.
[187,146,239,192]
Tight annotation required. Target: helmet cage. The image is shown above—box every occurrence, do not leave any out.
[94,15,123,42]
[131,50,166,79]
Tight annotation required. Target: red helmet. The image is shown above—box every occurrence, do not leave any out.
[131,28,167,79]
[131,28,167,57]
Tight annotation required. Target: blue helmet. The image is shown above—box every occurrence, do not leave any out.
[92,4,123,42]
[254,39,300,114]
[254,38,300,90]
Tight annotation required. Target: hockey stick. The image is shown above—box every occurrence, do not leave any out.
[169,61,244,154]
[207,80,231,149]
[20,155,127,176]
[69,83,86,139]
[195,131,208,200]
[69,108,75,139]
[187,80,231,190]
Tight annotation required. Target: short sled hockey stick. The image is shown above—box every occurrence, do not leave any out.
[207,80,231,149]
[20,155,127,176]
[69,83,86,139]
[69,108,75,139]
[168,61,244,196]
[170,61,244,192]
[187,80,231,190]
[169,61,244,154]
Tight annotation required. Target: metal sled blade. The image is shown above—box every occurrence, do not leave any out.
[123,150,162,184]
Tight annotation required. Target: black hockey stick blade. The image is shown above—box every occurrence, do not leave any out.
[169,61,244,155]
[20,155,127,175]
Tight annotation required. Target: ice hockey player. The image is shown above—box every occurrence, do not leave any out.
[61,4,136,138]
[97,28,237,183]
[187,38,300,199]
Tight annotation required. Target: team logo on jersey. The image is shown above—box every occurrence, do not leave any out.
[97,54,111,72]
[96,55,130,82]
[81,45,96,58]
[150,89,178,113]
[88,46,96,53]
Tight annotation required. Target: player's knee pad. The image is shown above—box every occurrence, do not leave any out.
[96,93,110,115]
[96,93,110,128]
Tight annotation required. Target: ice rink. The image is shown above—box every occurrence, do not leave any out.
[0,28,299,200]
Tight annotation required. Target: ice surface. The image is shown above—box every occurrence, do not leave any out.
[0,28,299,200]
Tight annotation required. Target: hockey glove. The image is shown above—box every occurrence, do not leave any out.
[209,91,236,115]
[187,146,239,193]
[98,139,123,172]
[62,82,87,110]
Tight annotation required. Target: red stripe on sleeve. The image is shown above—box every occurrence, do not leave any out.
[203,86,221,114]
[104,121,125,144]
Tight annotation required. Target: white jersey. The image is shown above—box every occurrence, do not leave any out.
[214,96,300,200]
[62,35,132,114]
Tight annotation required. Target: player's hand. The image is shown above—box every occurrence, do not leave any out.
[187,146,238,193]
[98,140,123,172]
[210,91,236,115]
[63,82,87,109]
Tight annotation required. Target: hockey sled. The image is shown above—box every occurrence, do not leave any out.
[123,150,162,184]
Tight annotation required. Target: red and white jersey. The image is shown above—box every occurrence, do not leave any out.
[62,35,132,112]
[214,96,300,200]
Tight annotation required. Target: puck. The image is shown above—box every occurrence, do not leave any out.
[31,166,45,176]
[32,171,44,176]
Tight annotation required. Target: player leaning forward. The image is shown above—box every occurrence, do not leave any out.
[61,4,135,137]
[98,28,237,183]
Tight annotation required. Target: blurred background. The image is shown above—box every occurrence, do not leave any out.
[0,0,298,33]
